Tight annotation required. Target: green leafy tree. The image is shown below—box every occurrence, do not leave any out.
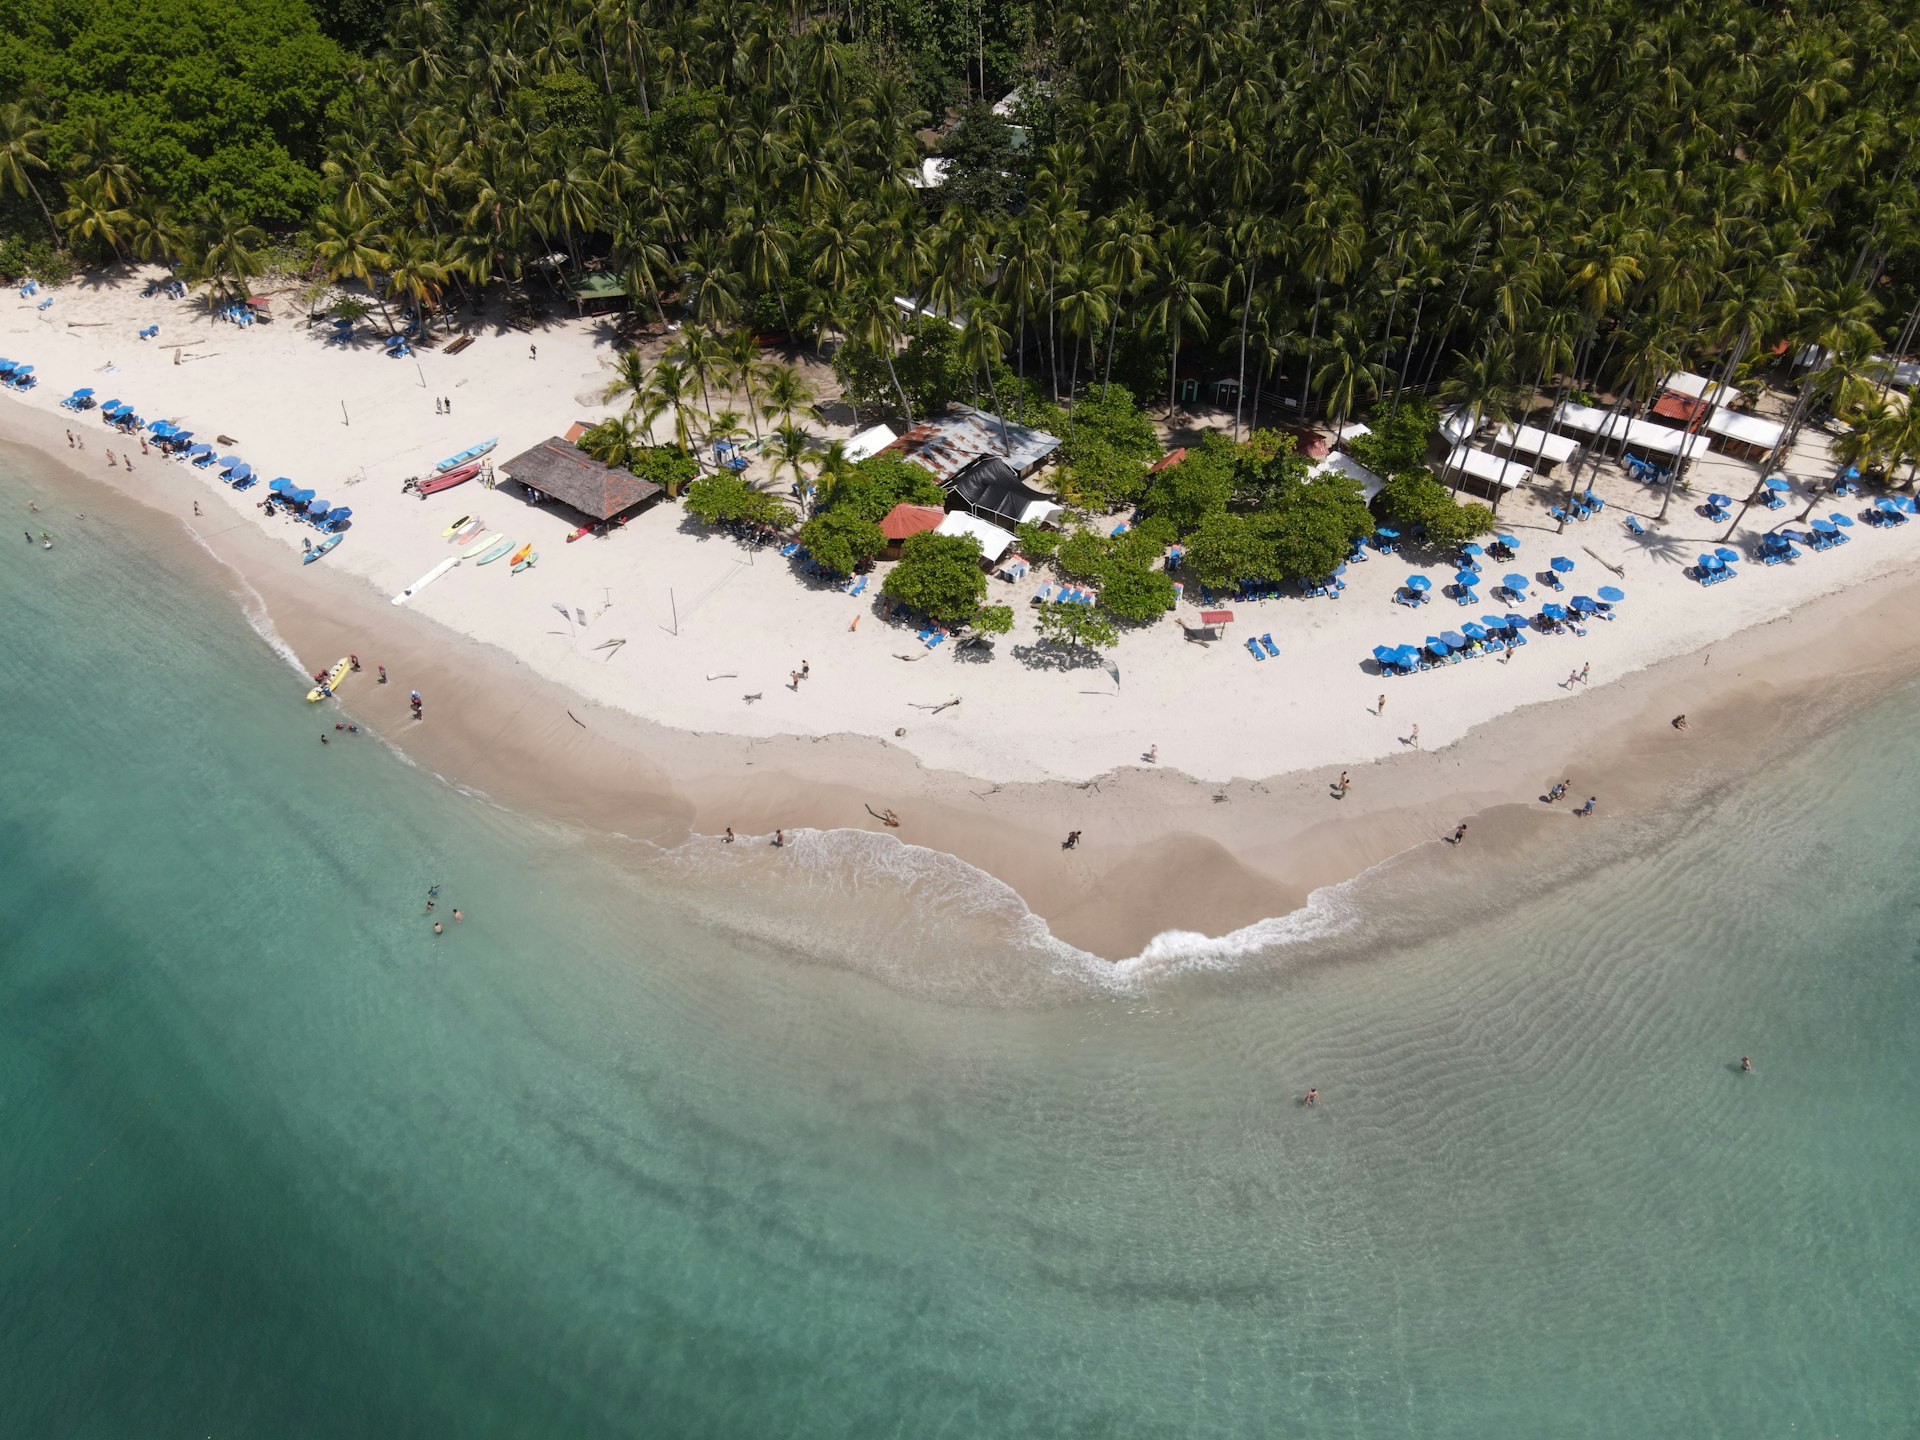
[629,444,701,498]
[824,455,947,523]
[684,470,787,525]
[1141,434,1236,534]
[1183,513,1273,590]
[1015,521,1061,560]
[938,102,1021,214]
[1095,563,1176,622]
[798,506,886,576]
[881,531,987,627]
[1374,473,1495,550]
[1037,601,1118,652]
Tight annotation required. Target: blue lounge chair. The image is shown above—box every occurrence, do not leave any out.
[1625,516,1646,536]
[1246,638,1264,661]
[849,575,868,597]
[778,540,798,556]
[925,631,945,649]
[1031,584,1053,605]
[1260,634,1278,658]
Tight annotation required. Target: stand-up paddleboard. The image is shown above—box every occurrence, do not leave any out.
[306,656,351,703]
[303,534,343,564]
[435,438,497,472]
[456,524,490,546]
[391,556,461,605]
[511,550,538,574]
[439,514,474,537]
[473,536,514,564]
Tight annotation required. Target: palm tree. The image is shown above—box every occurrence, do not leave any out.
[721,328,769,437]
[846,279,912,422]
[769,421,816,490]
[601,347,651,411]
[0,101,60,243]
[642,359,696,450]
[57,175,132,260]
[189,206,267,310]
[313,206,396,329]
[382,232,450,330]
[1142,224,1223,420]
[123,194,186,266]
[760,363,814,432]
[1435,338,1523,499]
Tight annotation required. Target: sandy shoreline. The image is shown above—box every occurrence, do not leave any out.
[12,401,1920,964]
[8,268,1920,959]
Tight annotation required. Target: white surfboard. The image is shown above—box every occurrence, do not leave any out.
[392,556,461,605]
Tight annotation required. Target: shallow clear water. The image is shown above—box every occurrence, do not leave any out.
[3,453,1916,1437]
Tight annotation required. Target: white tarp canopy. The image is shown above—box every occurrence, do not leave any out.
[935,511,1017,562]
[1016,497,1065,527]
[843,423,898,464]
[1551,402,1710,460]
[1705,406,1784,451]
[1439,445,1529,490]
[1310,449,1386,502]
[1662,370,1731,404]
[1491,423,1579,467]
[1440,407,1476,444]
[1334,422,1372,447]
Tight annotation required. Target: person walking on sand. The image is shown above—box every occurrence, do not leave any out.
[105,449,116,467]
[1451,821,1468,844]
[1579,661,1590,684]
[1672,714,1688,731]
[193,501,201,516]
[1335,770,1350,797]
[801,660,810,680]
[1377,693,1386,715]
[1575,796,1597,818]
[1063,830,1082,850]
[378,665,387,684]
[790,670,801,691]
[773,829,785,848]
[529,344,537,360]
[1409,724,1420,748]
[723,827,735,844]
[1565,668,1580,688]
[65,428,74,447]
[123,455,132,471]
[1146,744,1159,764]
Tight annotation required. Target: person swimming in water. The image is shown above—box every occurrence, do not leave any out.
[1741,1056,1752,1072]
[1304,1088,1318,1106]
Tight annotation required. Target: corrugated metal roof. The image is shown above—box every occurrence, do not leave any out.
[887,404,1060,481]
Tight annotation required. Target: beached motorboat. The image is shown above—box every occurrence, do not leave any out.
[440,513,474,537]
[303,534,343,564]
[416,462,482,498]
[473,537,514,564]
[511,550,538,574]
[435,438,497,472]
[305,656,351,702]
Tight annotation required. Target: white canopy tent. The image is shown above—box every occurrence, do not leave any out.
[1490,423,1579,471]
[1309,449,1386,502]
[1704,406,1784,454]
[1438,445,1529,491]
[1661,370,1731,404]
[935,511,1017,563]
[1551,402,1711,461]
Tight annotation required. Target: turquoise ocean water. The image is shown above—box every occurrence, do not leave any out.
[3,452,1916,1437]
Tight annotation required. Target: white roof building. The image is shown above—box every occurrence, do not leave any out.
[1490,423,1579,469]
[1309,449,1386,502]
[934,511,1017,562]
[1661,370,1732,404]
[1551,402,1711,461]
[1705,406,1784,453]
[843,423,898,464]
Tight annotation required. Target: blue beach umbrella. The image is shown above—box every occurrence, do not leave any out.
[1897,496,1919,514]
[1714,546,1740,562]
[1462,621,1489,639]
[1828,513,1853,527]
[1541,602,1569,620]
[1597,585,1625,602]
[1495,532,1518,548]
[1373,645,1400,665]
[1424,635,1451,654]
[1460,543,1484,555]
[325,506,351,526]
[1454,569,1478,586]
[1875,497,1900,512]
[1405,575,1431,591]
[1503,573,1530,592]
[308,498,330,518]
[1439,629,1468,648]
[1549,556,1574,573]
[218,453,244,470]
[1764,476,1790,491]
[1810,518,1837,534]
[1376,527,1400,538]
[1570,595,1598,612]
[149,420,174,436]
[227,463,253,482]
[1504,612,1531,630]
[1480,615,1509,632]
[187,442,212,457]
[1707,493,1731,508]
[70,386,93,398]
[291,488,315,504]
[1697,552,1723,570]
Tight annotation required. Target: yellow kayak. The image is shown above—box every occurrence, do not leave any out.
[508,542,532,567]
[306,656,351,703]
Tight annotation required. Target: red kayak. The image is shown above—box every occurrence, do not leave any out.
[416,461,482,497]
[564,524,592,543]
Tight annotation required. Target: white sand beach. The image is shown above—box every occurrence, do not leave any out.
[8,267,1920,957]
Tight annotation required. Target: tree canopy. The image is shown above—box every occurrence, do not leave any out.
[880,530,988,627]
